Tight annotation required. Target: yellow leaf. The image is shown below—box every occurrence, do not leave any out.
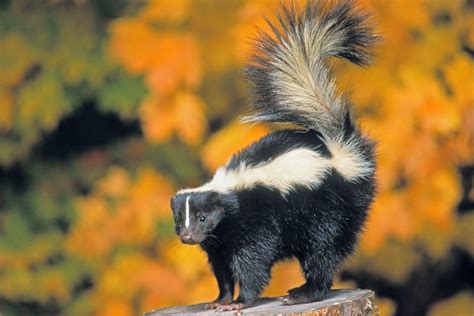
[0,34,33,87]
[0,89,13,130]
[428,291,474,316]
[96,167,130,198]
[263,260,303,297]
[160,241,209,281]
[38,270,69,303]
[185,272,218,305]
[444,55,474,107]
[140,0,191,23]
[376,297,397,316]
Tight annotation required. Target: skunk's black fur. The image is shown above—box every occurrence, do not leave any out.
[170,0,378,310]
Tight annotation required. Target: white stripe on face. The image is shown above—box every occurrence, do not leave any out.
[185,196,191,228]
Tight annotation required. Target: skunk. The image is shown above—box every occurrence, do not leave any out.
[170,0,378,311]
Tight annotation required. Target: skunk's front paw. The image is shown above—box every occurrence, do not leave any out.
[215,302,244,312]
[204,298,232,310]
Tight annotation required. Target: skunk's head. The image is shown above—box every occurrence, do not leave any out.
[170,190,238,245]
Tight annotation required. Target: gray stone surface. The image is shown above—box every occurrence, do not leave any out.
[144,289,378,316]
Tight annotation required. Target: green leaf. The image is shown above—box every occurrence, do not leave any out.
[98,74,146,119]
[1,212,31,250]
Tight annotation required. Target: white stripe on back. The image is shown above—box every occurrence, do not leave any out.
[177,141,373,196]
[178,148,331,195]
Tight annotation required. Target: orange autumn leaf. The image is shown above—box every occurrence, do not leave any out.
[67,167,175,258]
[144,34,202,95]
[140,92,207,145]
[233,0,281,63]
[66,196,111,257]
[139,95,176,143]
[108,168,173,243]
[96,300,132,316]
[108,0,203,122]
[90,252,187,313]
[174,92,207,145]
[416,95,460,136]
[110,24,202,96]
[201,122,270,172]
[129,167,174,219]
[108,19,159,74]
[361,192,410,253]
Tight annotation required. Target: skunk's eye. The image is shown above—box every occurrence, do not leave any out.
[200,216,206,222]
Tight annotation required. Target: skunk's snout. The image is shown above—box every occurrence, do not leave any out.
[180,231,196,244]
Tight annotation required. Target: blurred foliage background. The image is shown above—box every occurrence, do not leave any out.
[0,0,473,315]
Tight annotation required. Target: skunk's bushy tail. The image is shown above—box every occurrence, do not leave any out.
[244,0,378,142]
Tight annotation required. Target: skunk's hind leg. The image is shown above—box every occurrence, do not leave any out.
[284,252,337,305]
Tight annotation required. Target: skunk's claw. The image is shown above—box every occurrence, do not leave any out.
[215,303,244,312]
[205,298,232,310]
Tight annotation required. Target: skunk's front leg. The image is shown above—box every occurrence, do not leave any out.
[204,250,234,310]
[216,253,271,311]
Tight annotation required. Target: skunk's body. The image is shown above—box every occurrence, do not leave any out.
[170,0,378,310]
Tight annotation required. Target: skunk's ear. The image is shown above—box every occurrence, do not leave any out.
[206,191,239,211]
[207,191,222,208]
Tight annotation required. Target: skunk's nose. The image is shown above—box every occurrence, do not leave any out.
[181,233,194,244]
